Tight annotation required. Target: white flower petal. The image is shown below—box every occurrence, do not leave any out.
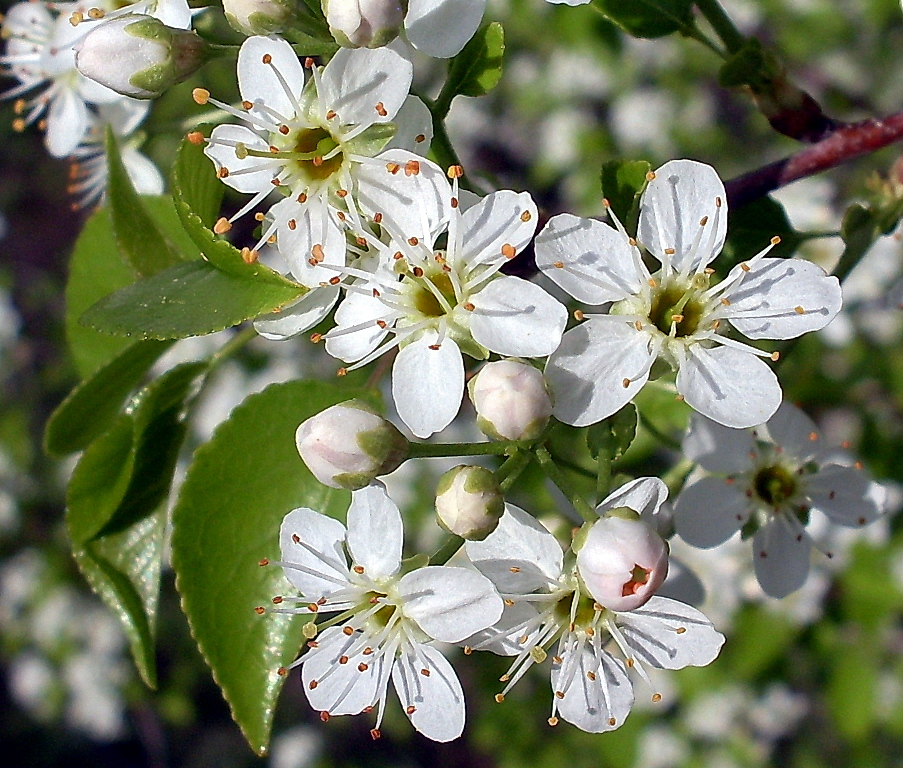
[346,483,403,580]
[355,150,451,241]
[386,95,433,155]
[301,626,385,715]
[683,411,757,473]
[273,196,346,287]
[752,517,811,598]
[722,258,842,339]
[469,276,566,357]
[392,643,465,742]
[676,344,781,429]
[325,287,391,363]
[673,477,751,548]
[465,601,543,656]
[392,334,463,438]
[405,0,487,58]
[617,596,725,669]
[552,642,634,733]
[806,464,885,527]
[598,477,669,520]
[398,566,503,643]
[255,286,339,340]
[205,124,277,193]
[152,0,193,29]
[458,190,537,267]
[763,401,821,461]
[638,159,727,272]
[466,504,564,592]
[45,89,89,157]
[546,319,655,427]
[535,213,644,304]
[279,508,350,598]
[238,35,305,121]
[320,47,412,127]
[122,148,164,195]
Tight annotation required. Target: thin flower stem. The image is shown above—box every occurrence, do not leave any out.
[210,325,257,371]
[407,440,531,459]
[534,446,596,522]
[693,0,746,54]
[498,450,534,494]
[423,97,487,196]
[430,535,465,566]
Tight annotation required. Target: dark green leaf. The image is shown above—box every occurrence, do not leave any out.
[66,209,138,378]
[106,128,187,277]
[171,380,379,754]
[172,132,224,229]
[592,0,694,38]
[67,361,208,543]
[718,38,780,90]
[600,160,651,234]
[72,509,167,687]
[80,260,307,340]
[45,340,173,458]
[441,22,505,107]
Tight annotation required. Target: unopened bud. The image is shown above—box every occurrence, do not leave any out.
[435,465,504,541]
[575,510,668,612]
[295,400,408,490]
[75,15,211,99]
[468,359,553,441]
[223,0,292,35]
[323,0,406,49]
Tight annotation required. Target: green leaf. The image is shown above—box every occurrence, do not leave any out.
[722,195,801,269]
[106,128,187,277]
[171,132,224,229]
[80,260,307,340]
[171,380,379,754]
[435,22,505,115]
[71,508,167,688]
[587,403,638,460]
[592,0,694,38]
[45,340,173,457]
[172,137,305,283]
[600,160,651,234]
[66,209,138,378]
[67,361,208,544]
[718,38,781,90]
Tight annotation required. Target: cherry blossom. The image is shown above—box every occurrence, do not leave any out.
[536,159,842,429]
[673,402,888,597]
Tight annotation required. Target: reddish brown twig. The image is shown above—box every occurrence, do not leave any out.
[726,112,903,207]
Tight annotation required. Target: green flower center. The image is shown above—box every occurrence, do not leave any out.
[293,127,343,181]
[553,592,597,629]
[753,464,798,507]
[411,271,457,318]
[648,280,707,337]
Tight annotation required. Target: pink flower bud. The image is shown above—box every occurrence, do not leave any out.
[468,359,553,441]
[435,465,504,540]
[295,400,408,490]
[323,0,405,49]
[575,511,669,611]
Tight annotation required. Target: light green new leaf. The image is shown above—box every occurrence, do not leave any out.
[72,509,168,688]
[587,403,638,460]
[45,340,174,457]
[171,380,380,755]
[593,0,694,38]
[80,260,307,340]
[106,128,188,277]
[441,22,505,106]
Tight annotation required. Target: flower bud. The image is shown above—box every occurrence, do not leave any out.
[323,0,406,48]
[435,465,504,541]
[222,0,292,36]
[75,15,211,99]
[295,400,408,490]
[468,359,553,441]
[575,510,669,612]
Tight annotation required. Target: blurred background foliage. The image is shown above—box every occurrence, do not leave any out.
[1,0,902,766]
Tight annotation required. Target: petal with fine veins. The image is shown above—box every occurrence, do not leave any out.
[346,482,403,580]
[392,334,464,438]
[238,35,305,121]
[392,644,465,742]
[279,508,349,598]
[319,47,412,127]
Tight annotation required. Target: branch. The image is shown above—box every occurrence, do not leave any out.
[725,112,903,207]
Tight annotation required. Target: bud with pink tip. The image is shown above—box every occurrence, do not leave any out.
[575,509,669,612]
[468,359,553,442]
[323,0,406,48]
[435,465,504,541]
[75,15,211,99]
[295,400,408,490]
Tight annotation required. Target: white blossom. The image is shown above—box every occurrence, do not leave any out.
[673,401,888,597]
[464,479,723,732]
[269,483,503,741]
[537,159,842,429]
